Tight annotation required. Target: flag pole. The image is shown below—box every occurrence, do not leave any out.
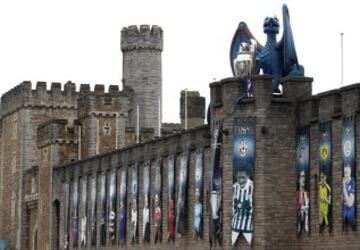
[341,32,344,87]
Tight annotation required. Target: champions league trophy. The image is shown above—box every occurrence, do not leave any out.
[230,4,305,95]
[211,190,219,219]
[233,40,258,97]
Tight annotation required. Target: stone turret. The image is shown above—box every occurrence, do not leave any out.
[121,25,163,137]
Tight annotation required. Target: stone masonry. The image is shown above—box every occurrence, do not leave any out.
[121,25,163,137]
[2,22,360,250]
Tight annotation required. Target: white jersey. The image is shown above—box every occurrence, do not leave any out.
[232,178,253,233]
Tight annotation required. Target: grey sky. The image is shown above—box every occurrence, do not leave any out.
[0,0,358,122]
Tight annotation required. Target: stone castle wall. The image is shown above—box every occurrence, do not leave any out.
[0,81,80,249]
[53,125,210,250]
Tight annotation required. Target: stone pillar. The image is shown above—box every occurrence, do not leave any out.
[180,90,205,129]
[207,74,310,248]
[282,76,313,100]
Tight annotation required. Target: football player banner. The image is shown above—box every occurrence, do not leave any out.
[232,116,255,246]
[342,116,356,231]
[108,171,116,244]
[176,151,189,235]
[90,175,97,246]
[143,161,151,243]
[99,174,107,246]
[154,158,162,243]
[209,119,223,246]
[72,179,79,248]
[295,126,310,235]
[167,155,176,242]
[119,170,127,245]
[63,182,70,250]
[131,162,138,244]
[318,122,332,232]
[80,176,88,247]
[194,148,204,239]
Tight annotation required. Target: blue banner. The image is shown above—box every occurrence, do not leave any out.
[295,126,310,235]
[232,116,255,246]
[176,151,189,235]
[319,122,332,232]
[209,119,223,246]
[131,162,138,244]
[167,155,175,242]
[108,171,116,244]
[154,159,162,243]
[119,170,127,245]
[80,176,88,247]
[90,175,97,246]
[143,161,150,243]
[72,179,79,248]
[63,182,70,250]
[342,116,356,231]
[194,148,204,239]
[99,174,107,246]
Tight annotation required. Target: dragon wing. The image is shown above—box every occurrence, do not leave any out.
[230,22,263,76]
[278,4,303,75]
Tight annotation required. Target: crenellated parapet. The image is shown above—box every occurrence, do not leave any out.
[121,25,163,52]
[77,84,129,120]
[0,81,78,117]
[0,81,128,118]
[297,83,360,126]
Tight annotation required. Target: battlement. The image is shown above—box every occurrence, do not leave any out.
[37,119,79,148]
[121,24,163,52]
[0,81,124,117]
[209,75,313,112]
[297,82,360,126]
[77,85,129,120]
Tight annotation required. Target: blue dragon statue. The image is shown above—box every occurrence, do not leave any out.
[230,4,304,94]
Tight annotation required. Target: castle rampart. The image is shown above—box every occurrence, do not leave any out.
[121,25,163,52]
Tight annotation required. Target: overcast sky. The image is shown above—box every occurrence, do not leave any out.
[0,0,359,123]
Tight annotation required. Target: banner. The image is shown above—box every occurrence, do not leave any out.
[90,175,97,246]
[194,149,204,239]
[342,116,356,230]
[143,161,151,243]
[319,122,332,232]
[232,116,255,246]
[167,155,176,242]
[131,162,138,244]
[72,179,79,248]
[154,158,162,243]
[99,174,107,246]
[108,171,116,244]
[295,126,310,235]
[119,170,127,245]
[176,151,189,235]
[63,182,70,250]
[80,176,88,247]
[209,119,223,246]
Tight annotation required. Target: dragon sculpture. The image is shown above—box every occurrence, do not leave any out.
[230,4,304,94]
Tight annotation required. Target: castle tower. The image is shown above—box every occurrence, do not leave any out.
[121,25,163,137]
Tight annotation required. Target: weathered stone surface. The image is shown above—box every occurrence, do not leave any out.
[3,22,360,250]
